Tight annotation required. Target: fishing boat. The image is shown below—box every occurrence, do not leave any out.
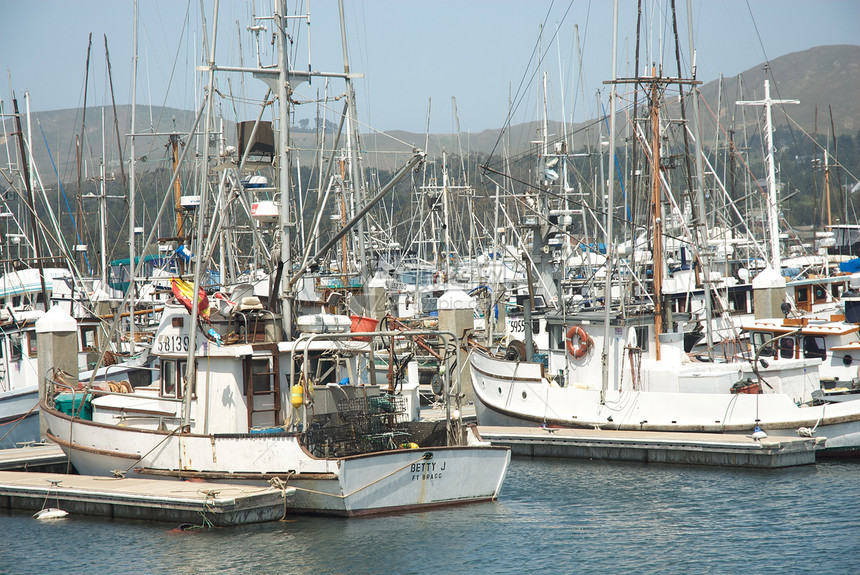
[469,306,860,455]
[42,299,509,516]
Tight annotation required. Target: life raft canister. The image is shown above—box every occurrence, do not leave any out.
[566,325,592,359]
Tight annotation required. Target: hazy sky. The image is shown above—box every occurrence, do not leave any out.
[1,0,858,134]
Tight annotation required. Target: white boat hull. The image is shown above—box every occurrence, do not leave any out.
[42,404,510,516]
[0,386,39,449]
[470,350,860,456]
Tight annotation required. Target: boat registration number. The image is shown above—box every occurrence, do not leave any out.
[156,334,190,353]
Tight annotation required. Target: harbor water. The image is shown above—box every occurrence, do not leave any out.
[3,457,858,574]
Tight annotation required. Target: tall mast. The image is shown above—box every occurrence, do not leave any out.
[736,79,798,270]
[277,0,293,337]
[12,95,50,309]
[183,0,220,428]
[78,33,93,274]
[128,0,139,350]
[170,134,184,274]
[683,0,714,355]
[338,0,366,282]
[601,0,619,401]
[648,72,664,360]
[100,108,108,288]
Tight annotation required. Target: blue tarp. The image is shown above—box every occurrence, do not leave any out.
[839,258,860,274]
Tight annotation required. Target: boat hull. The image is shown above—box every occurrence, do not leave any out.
[470,350,860,456]
[42,403,510,516]
[0,386,39,449]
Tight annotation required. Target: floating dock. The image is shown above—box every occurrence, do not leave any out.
[476,426,824,468]
[0,444,68,472]
[0,471,294,526]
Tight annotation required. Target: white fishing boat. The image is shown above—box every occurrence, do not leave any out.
[42,301,509,516]
[469,302,860,456]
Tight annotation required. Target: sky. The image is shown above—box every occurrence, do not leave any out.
[1,0,858,136]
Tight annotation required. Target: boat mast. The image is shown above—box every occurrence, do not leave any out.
[277,0,294,337]
[601,0,619,401]
[128,0,139,351]
[338,0,367,283]
[648,71,664,360]
[183,0,220,429]
[736,79,798,271]
[678,0,714,356]
[100,108,108,289]
[170,133,185,274]
[11,95,50,310]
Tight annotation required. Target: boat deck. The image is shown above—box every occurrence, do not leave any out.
[476,426,824,468]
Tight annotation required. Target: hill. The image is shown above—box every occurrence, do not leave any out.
[2,44,858,184]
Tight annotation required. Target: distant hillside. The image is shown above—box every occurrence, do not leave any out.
[366,44,860,167]
[698,44,860,136]
[3,44,858,184]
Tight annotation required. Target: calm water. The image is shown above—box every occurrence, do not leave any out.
[3,458,859,574]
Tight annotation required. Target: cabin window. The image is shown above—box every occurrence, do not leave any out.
[26,332,37,358]
[176,361,190,399]
[80,326,98,352]
[12,296,20,307]
[162,360,176,396]
[803,336,826,360]
[751,331,774,357]
[0,336,4,358]
[728,290,749,314]
[161,359,190,398]
[813,285,827,304]
[634,326,649,352]
[10,334,22,361]
[551,325,564,351]
[779,337,795,359]
[312,355,338,385]
[250,359,273,394]
[795,287,809,304]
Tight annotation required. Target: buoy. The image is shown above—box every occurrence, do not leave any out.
[34,508,68,520]
[290,384,304,408]
[751,426,768,440]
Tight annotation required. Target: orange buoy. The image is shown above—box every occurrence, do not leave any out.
[566,325,592,359]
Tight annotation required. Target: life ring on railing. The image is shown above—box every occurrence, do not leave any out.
[566,325,592,359]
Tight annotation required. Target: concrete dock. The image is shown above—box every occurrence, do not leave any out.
[0,444,68,472]
[0,471,294,526]
[476,426,824,468]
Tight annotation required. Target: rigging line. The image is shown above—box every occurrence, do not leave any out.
[38,122,92,274]
[481,92,638,173]
[482,161,690,249]
[778,110,858,184]
[138,0,194,163]
[599,99,629,221]
[697,91,786,214]
[487,0,576,162]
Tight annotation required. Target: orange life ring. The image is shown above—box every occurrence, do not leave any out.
[566,325,592,359]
